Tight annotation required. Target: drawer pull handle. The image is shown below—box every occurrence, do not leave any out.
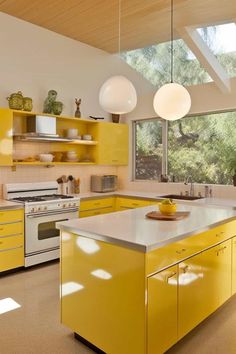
[132,203,139,206]
[166,272,177,283]
[0,228,4,231]
[216,231,224,237]
[180,265,189,273]
[176,248,186,254]
[216,246,227,256]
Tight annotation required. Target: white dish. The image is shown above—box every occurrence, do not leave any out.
[39,154,54,162]
[66,128,79,139]
[82,134,92,141]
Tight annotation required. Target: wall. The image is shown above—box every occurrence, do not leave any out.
[0,11,152,195]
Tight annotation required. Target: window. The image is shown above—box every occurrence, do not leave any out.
[133,111,236,185]
[134,119,164,180]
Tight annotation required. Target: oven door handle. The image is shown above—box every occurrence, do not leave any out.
[26,208,79,218]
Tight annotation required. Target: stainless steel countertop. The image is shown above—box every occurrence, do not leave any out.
[57,203,236,253]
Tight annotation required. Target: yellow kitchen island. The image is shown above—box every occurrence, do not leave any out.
[57,204,236,354]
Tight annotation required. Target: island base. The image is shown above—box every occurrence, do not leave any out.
[74,333,106,354]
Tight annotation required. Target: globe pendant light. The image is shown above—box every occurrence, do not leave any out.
[99,0,137,115]
[153,0,191,121]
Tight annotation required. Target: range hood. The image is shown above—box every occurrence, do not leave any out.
[14,115,71,142]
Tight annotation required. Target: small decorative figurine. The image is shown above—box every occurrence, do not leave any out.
[75,98,81,118]
[43,90,57,113]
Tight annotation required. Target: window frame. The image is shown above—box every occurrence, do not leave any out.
[132,109,236,184]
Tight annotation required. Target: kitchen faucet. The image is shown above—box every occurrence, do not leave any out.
[184,176,194,197]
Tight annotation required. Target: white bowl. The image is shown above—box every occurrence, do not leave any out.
[66,128,78,139]
[82,134,92,141]
[39,154,54,162]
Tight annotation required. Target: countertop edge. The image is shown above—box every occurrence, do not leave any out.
[57,215,236,253]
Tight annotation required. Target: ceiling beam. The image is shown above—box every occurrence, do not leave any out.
[178,26,231,93]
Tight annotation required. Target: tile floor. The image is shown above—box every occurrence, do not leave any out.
[0,262,235,354]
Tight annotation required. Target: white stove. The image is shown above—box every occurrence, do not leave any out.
[4,182,80,267]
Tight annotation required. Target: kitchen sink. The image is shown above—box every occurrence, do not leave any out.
[159,194,203,201]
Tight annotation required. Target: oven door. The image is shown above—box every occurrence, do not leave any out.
[25,208,78,255]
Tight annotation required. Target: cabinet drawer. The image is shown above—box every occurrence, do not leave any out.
[0,209,24,224]
[0,234,24,250]
[146,220,236,276]
[0,222,23,237]
[80,206,114,218]
[0,246,24,272]
[80,198,114,211]
[116,197,157,210]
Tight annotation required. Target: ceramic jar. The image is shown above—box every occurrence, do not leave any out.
[6,91,24,110]
[23,97,33,111]
[52,101,63,115]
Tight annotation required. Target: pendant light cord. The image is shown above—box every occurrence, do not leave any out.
[118,0,121,56]
[170,0,173,83]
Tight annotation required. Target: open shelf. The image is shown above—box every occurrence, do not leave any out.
[13,161,96,166]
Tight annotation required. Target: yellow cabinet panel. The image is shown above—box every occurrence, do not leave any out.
[201,240,232,317]
[0,234,24,250]
[115,197,157,211]
[0,209,24,224]
[80,197,115,211]
[0,108,13,165]
[232,236,236,295]
[178,253,205,339]
[0,222,23,237]
[0,246,24,272]
[80,206,114,218]
[148,265,178,354]
[91,122,128,165]
[61,233,145,354]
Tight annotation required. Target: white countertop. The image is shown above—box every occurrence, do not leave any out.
[0,199,23,210]
[57,203,236,252]
[78,190,236,209]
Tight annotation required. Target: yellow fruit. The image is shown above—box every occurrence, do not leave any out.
[159,203,177,215]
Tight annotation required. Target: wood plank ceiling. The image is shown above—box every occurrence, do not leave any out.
[0,0,235,53]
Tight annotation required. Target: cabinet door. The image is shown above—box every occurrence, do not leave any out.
[178,253,205,339]
[201,240,231,317]
[232,237,236,295]
[0,109,13,165]
[94,122,128,165]
[115,197,157,211]
[147,265,178,354]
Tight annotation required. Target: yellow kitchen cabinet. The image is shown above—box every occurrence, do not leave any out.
[178,253,205,339]
[90,122,128,165]
[232,236,236,294]
[115,196,158,211]
[0,208,24,272]
[201,240,232,317]
[0,108,13,165]
[147,265,178,354]
[79,197,115,218]
[61,234,146,354]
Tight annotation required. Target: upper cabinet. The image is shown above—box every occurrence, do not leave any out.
[0,108,13,165]
[90,122,128,165]
[0,109,128,166]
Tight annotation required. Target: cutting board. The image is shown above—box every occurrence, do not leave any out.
[146,211,190,221]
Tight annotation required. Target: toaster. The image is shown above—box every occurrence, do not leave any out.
[91,175,118,192]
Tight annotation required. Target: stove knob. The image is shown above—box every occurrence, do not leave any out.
[73,203,76,207]
[44,206,47,211]
[31,207,35,213]
[63,204,66,208]
[38,207,41,211]
[68,203,71,207]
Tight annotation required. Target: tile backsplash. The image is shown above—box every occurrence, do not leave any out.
[0,165,118,198]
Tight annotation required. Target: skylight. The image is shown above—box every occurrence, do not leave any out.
[197,23,236,77]
[121,39,212,88]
